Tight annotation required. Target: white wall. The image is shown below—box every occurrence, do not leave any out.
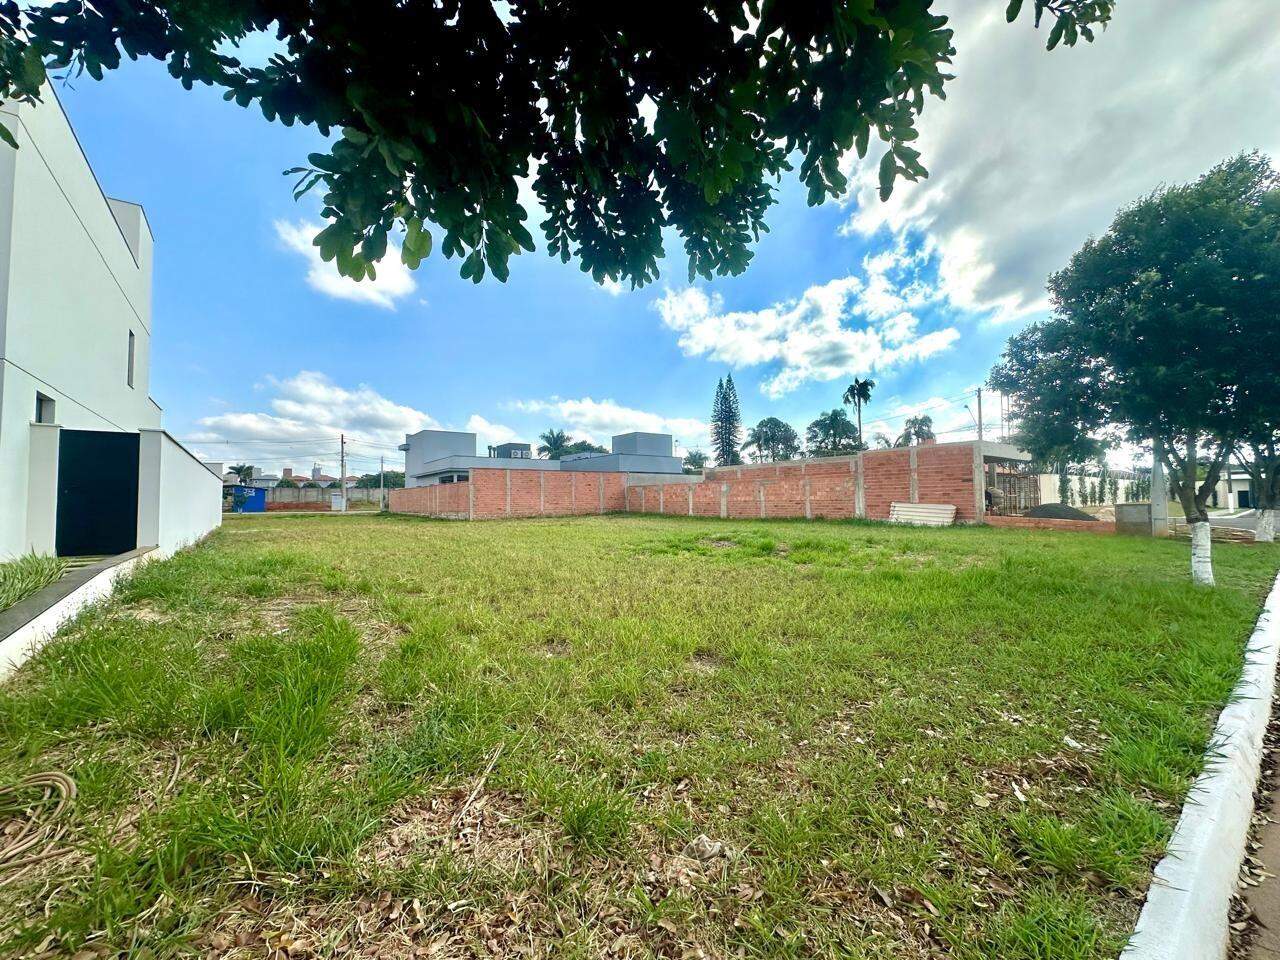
[137,430,222,558]
[0,89,161,558]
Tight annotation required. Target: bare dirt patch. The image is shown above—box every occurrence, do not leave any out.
[370,786,547,874]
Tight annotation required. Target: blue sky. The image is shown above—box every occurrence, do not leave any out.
[51,2,1280,478]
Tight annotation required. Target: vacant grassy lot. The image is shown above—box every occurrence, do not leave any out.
[2,514,1278,959]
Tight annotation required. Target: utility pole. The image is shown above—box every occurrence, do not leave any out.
[1151,437,1169,536]
[379,454,385,511]
[975,387,984,445]
[339,433,347,512]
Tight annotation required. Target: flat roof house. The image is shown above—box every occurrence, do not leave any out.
[399,429,683,487]
[0,88,221,559]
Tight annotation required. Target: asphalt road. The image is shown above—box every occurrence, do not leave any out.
[1209,509,1260,531]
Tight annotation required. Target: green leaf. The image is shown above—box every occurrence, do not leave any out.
[1005,0,1024,23]
[878,151,897,202]
[1046,16,1067,50]
[20,46,46,91]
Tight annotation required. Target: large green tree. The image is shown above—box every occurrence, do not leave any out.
[805,408,863,457]
[991,153,1280,583]
[894,414,935,447]
[354,469,405,488]
[741,417,800,463]
[711,375,742,467]
[0,1,1110,287]
[682,449,708,474]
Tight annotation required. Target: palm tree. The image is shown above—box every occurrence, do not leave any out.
[227,463,255,484]
[536,428,570,459]
[841,377,875,445]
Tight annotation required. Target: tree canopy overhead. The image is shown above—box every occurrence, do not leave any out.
[0,1,1111,288]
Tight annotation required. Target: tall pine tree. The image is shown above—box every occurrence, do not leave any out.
[711,375,743,466]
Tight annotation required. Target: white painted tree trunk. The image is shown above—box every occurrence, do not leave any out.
[1258,509,1276,543]
[1191,521,1215,586]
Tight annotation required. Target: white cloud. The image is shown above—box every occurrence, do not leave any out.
[465,414,521,449]
[189,370,437,475]
[513,397,709,451]
[653,244,959,397]
[598,277,627,296]
[274,220,417,310]
[187,371,525,475]
[840,1,1280,320]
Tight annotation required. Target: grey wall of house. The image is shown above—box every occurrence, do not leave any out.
[266,486,384,504]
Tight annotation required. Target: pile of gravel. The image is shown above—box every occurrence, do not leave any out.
[1025,503,1098,521]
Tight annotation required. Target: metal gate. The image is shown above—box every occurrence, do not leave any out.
[55,429,139,556]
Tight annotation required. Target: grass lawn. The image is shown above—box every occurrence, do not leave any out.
[2,514,1278,959]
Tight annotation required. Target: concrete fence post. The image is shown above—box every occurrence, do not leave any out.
[909,446,919,503]
[687,486,694,516]
[505,469,512,516]
[539,472,545,515]
[854,455,866,518]
[720,483,728,519]
[804,478,812,520]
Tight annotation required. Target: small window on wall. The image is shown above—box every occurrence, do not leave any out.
[35,392,55,424]
[127,330,136,388]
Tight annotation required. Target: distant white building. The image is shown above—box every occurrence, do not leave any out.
[0,88,221,559]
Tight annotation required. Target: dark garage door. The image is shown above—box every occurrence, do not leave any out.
[56,429,139,557]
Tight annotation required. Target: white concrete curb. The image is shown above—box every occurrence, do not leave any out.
[1122,571,1280,960]
[0,553,146,682]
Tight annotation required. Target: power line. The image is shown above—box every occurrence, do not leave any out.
[177,436,338,445]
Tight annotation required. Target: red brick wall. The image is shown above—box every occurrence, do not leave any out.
[861,449,911,520]
[265,501,329,512]
[625,445,979,523]
[916,443,979,522]
[389,445,987,525]
[389,469,626,520]
[985,515,1116,535]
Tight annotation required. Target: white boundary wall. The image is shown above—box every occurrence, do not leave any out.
[137,429,221,557]
[1122,571,1280,959]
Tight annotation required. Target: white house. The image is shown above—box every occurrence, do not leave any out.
[0,88,221,560]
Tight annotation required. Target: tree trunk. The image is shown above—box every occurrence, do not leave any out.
[1240,440,1279,544]
[1161,432,1230,586]
[1190,522,1215,585]
[1258,509,1276,543]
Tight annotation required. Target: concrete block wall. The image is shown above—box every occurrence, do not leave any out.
[388,468,626,519]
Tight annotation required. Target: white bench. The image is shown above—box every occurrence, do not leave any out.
[888,502,957,527]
